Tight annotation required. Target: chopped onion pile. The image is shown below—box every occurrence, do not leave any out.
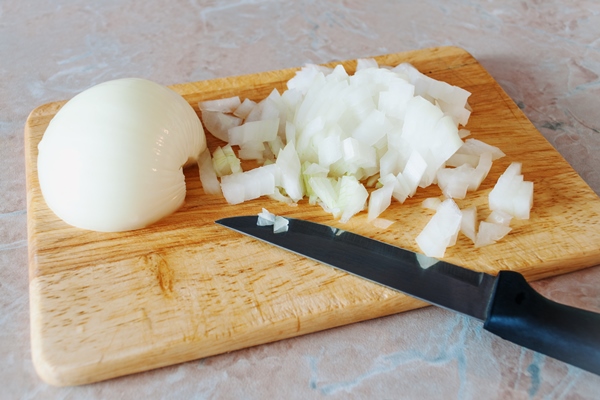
[198,59,534,256]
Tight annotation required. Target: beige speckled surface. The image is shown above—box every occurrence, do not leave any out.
[3,0,600,398]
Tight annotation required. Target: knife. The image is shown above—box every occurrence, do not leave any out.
[216,215,600,375]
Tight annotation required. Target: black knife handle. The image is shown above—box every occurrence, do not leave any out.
[483,270,600,375]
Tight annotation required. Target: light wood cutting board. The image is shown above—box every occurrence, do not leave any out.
[25,46,600,386]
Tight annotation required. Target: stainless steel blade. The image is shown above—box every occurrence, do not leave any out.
[216,216,497,320]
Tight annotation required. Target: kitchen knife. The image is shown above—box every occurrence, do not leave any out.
[216,215,600,375]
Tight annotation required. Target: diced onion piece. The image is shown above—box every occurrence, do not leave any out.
[302,162,329,200]
[287,64,327,94]
[219,174,244,205]
[268,187,294,204]
[356,58,379,70]
[342,137,377,169]
[457,139,505,161]
[352,109,392,147]
[257,208,276,226]
[276,142,304,202]
[422,197,442,211]
[234,98,258,119]
[308,176,339,214]
[437,164,473,199]
[416,199,462,258]
[489,162,533,219]
[220,163,281,204]
[199,96,241,113]
[317,132,343,168]
[458,128,471,139]
[460,206,478,243]
[377,81,414,120]
[365,173,381,188]
[268,137,285,160]
[201,110,242,142]
[368,177,394,221]
[198,149,222,195]
[401,97,463,187]
[371,218,395,229]
[212,145,242,177]
[238,141,265,161]
[256,208,289,233]
[261,92,286,125]
[475,221,512,248]
[401,150,428,197]
[273,216,289,233]
[393,63,471,126]
[338,175,368,223]
[486,210,513,226]
[469,152,493,190]
[379,148,401,177]
[437,152,493,199]
[244,98,266,122]
[387,173,411,203]
[445,153,479,168]
[228,118,280,145]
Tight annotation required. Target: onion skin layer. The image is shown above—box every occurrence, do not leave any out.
[38,78,206,232]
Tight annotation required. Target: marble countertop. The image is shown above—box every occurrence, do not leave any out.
[3,0,600,398]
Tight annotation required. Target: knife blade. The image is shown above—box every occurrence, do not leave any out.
[216,215,600,375]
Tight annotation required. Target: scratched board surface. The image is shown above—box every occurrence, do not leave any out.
[25,46,600,386]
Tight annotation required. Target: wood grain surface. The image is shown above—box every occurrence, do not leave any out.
[25,46,600,386]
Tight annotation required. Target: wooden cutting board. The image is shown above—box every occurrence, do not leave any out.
[25,46,600,386]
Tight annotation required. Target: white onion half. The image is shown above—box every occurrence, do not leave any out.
[38,78,206,232]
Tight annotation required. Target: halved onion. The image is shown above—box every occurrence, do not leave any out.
[38,78,206,232]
